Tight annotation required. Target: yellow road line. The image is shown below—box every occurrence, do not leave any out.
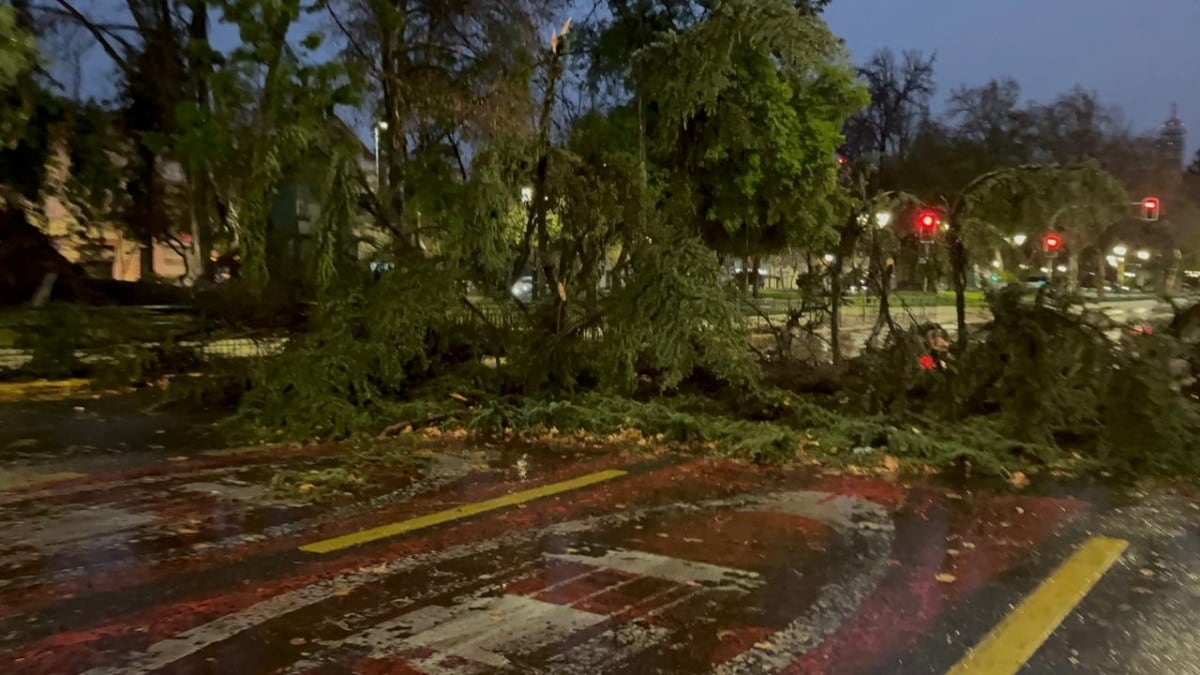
[0,471,86,492]
[301,469,628,554]
[947,535,1129,675]
[0,378,93,402]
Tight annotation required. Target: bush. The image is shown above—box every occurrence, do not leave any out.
[11,304,88,379]
[839,285,1200,475]
[235,264,476,440]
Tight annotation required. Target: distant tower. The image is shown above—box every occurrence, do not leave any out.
[1157,103,1186,171]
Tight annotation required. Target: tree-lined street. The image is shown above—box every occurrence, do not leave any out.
[3,1,1200,672]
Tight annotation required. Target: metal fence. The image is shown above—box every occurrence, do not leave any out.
[0,305,290,379]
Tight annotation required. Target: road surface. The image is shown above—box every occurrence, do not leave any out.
[0,396,1197,674]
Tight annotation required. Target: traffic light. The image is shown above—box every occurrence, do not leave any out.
[1042,232,1063,253]
[915,210,939,237]
[1141,197,1160,221]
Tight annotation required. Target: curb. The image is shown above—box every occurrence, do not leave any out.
[0,378,95,403]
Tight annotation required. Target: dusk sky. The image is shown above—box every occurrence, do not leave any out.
[63,0,1198,160]
[822,0,1199,157]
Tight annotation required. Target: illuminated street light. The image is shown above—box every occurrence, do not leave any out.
[1136,250,1151,261]
[520,186,534,204]
[875,212,892,228]
[1012,234,1027,246]
[823,254,835,264]
[1112,245,1128,282]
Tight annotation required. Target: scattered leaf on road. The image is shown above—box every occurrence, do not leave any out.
[1009,471,1029,488]
[936,573,957,583]
[289,638,306,646]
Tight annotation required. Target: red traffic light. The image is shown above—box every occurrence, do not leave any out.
[915,210,939,235]
[1042,232,1063,252]
[1141,196,1160,221]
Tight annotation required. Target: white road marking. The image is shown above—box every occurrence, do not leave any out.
[709,491,895,674]
[78,490,895,675]
[546,548,762,591]
[347,594,605,669]
[544,585,702,674]
[76,505,663,675]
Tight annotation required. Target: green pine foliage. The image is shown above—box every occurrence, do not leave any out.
[235,264,467,440]
[597,236,755,393]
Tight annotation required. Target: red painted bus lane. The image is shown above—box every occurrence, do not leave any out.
[0,457,1086,675]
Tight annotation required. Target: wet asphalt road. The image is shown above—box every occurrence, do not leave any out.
[0,395,1197,674]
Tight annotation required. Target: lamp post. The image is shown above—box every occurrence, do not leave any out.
[874,211,891,228]
[373,120,389,183]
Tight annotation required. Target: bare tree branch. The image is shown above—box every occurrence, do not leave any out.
[50,0,133,71]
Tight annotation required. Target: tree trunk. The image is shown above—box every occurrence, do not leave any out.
[830,219,863,365]
[187,0,215,283]
[1067,250,1080,292]
[529,31,569,329]
[948,218,968,349]
[867,230,896,348]
[829,255,843,365]
[139,233,155,281]
[750,256,762,298]
[377,4,408,246]
[1163,249,1183,296]
[1096,255,1106,300]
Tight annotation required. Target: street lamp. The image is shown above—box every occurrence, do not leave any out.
[373,120,389,182]
[875,212,892,228]
[822,253,835,264]
[520,186,534,204]
[1112,244,1128,257]
[1136,249,1151,261]
[1012,234,1027,246]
